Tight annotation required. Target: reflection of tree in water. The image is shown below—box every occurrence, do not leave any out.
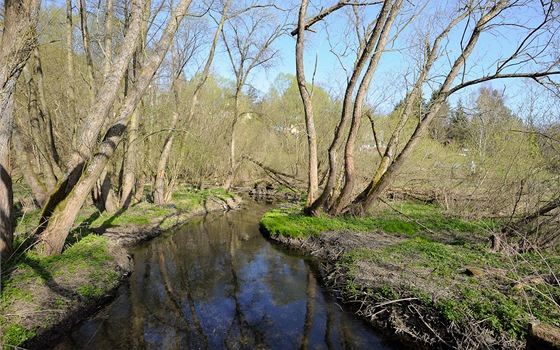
[58,207,390,350]
[225,214,267,348]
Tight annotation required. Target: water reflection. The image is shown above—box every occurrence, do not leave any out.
[55,205,391,350]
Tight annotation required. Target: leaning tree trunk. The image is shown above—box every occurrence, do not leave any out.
[34,0,194,256]
[329,0,401,216]
[0,0,41,260]
[38,0,145,228]
[304,0,394,216]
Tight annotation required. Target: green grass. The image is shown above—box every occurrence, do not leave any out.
[1,235,120,347]
[341,236,560,339]
[260,201,491,238]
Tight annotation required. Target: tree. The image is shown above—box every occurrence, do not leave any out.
[295,0,318,206]
[468,86,516,158]
[153,0,231,204]
[0,0,42,259]
[447,100,468,146]
[299,0,405,216]
[297,0,560,217]
[221,1,286,189]
[33,0,194,256]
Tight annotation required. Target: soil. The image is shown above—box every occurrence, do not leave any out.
[8,195,242,350]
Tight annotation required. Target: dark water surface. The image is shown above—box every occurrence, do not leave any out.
[55,203,392,350]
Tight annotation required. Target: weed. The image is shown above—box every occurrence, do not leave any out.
[1,323,36,347]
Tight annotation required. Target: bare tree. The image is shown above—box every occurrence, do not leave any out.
[221,1,287,189]
[153,0,231,204]
[297,0,560,218]
[0,0,42,259]
[33,0,194,256]
[347,0,560,216]
[300,0,404,215]
[120,0,153,209]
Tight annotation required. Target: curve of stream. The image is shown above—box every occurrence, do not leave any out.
[54,202,393,349]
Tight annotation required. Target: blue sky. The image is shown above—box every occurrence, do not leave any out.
[213,0,559,121]
[43,0,558,121]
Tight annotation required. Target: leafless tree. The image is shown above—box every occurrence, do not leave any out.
[221,1,288,189]
[296,0,560,219]
[0,0,42,259]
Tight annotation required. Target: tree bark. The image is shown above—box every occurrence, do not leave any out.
[329,0,402,215]
[306,0,392,215]
[120,0,151,209]
[21,62,58,192]
[295,0,319,209]
[93,0,118,213]
[78,0,96,103]
[154,112,179,204]
[0,0,41,259]
[13,128,47,207]
[34,0,194,256]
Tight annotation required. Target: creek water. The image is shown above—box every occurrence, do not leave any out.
[54,203,393,349]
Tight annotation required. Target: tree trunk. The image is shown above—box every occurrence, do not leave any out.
[154,112,179,205]
[78,0,96,104]
[329,0,402,216]
[13,127,47,207]
[38,0,145,227]
[305,0,394,215]
[120,107,139,208]
[21,62,58,192]
[92,0,118,213]
[224,94,240,190]
[120,0,151,209]
[295,0,319,209]
[0,0,41,259]
[348,3,504,216]
[34,0,194,255]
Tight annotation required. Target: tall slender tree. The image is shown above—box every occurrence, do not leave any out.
[0,0,42,259]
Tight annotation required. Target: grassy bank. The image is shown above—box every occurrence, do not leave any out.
[260,201,560,349]
[1,187,240,349]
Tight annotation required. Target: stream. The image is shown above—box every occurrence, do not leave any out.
[54,202,393,349]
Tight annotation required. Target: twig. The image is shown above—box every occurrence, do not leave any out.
[373,297,418,308]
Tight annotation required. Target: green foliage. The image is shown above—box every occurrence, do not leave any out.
[1,323,36,347]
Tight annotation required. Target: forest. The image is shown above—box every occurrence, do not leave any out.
[0,0,559,348]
